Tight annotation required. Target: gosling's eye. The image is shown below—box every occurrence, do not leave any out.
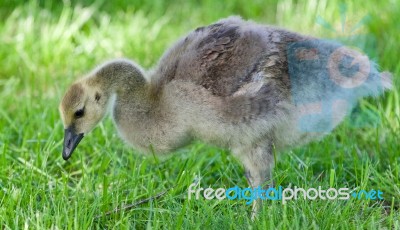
[74,108,85,118]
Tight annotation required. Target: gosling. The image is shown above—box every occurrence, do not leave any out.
[59,16,392,206]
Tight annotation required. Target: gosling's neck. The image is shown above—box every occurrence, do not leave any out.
[91,59,145,90]
[86,59,156,107]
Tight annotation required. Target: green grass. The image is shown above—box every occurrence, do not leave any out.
[0,0,399,229]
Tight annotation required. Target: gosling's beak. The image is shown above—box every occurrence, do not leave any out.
[62,127,84,160]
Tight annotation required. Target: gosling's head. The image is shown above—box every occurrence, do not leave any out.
[59,80,109,160]
[59,59,147,160]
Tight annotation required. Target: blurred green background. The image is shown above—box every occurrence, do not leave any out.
[0,0,399,229]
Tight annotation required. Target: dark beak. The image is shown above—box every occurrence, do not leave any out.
[62,127,84,160]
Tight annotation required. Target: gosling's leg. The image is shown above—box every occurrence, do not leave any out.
[234,143,274,220]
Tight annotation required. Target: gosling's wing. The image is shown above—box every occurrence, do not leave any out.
[152,16,304,122]
[155,17,299,95]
